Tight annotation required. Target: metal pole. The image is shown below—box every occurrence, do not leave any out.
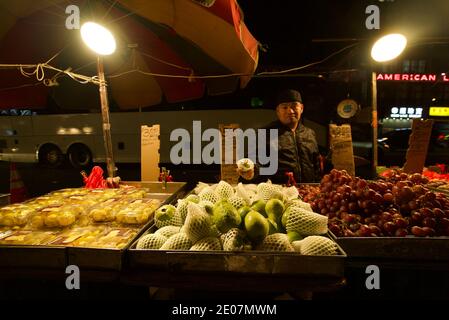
[372,71,378,176]
[97,56,116,178]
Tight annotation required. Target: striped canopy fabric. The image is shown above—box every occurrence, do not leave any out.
[0,0,259,110]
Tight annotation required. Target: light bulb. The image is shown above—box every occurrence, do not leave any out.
[371,34,407,62]
[80,22,116,55]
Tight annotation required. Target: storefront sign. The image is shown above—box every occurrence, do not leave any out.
[377,73,449,82]
[390,107,423,118]
[429,107,449,117]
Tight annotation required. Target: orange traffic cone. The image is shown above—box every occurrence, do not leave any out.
[10,162,27,203]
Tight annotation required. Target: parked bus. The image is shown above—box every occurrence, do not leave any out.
[0,110,327,168]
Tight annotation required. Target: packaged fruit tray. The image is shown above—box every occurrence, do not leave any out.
[127,181,346,279]
[0,182,187,271]
[64,182,188,271]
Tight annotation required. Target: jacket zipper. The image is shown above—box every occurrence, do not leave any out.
[291,129,301,182]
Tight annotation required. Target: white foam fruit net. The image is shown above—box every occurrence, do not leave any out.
[155,204,181,228]
[136,233,167,249]
[286,206,328,235]
[259,233,294,252]
[190,237,222,251]
[194,182,210,195]
[175,199,190,223]
[293,236,338,256]
[198,200,214,215]
[154,226,180,238]
[228,196,246,210]
[256,182,284,202]
[221,228,247,251]
[183,203,212,243]
[215,181,234,200]
[282,186,299,201]
[287,199,313,212]
[235,183,251,205]
[160,232,192,250]
[198,188,219,204]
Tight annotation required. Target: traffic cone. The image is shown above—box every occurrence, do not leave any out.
[10,162,27,203]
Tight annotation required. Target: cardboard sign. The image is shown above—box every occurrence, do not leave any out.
[403,119,434,174]
[141,125,160,181]
[219,124,240,184]
[329,124,355,176]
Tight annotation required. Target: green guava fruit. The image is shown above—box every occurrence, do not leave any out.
[244,210,269,243]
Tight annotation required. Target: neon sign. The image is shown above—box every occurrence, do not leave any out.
[390,107,423,118]
[429,107,449,117]
[377,73,449,82]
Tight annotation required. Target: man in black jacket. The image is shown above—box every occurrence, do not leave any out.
[238,89,321,184]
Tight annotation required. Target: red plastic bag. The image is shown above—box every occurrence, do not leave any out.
[81,166,107,189]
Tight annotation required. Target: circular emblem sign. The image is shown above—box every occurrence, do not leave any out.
[337,99,359,118]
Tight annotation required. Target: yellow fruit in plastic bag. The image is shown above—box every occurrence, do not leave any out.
[57,213,76,227]
[30,215,45,229]
[1,213,15,226]
[44,214,59,227]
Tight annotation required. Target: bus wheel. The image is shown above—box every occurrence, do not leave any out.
[68,144,92,168]
[39,144,63,168]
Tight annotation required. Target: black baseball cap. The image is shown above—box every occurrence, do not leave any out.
[276,89,303,105]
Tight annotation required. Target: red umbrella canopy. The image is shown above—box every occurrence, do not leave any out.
[0,0,259,110]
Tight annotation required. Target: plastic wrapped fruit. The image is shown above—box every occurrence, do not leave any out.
[88,198,125,222]
[0,230,57,245]
[33,206,79,228]
[115,199,160,225]
[0,205,35,227]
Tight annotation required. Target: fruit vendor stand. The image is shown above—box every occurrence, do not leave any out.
[0,179,348,299]
[3,140,449,300]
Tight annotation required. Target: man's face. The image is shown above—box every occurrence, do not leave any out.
[276,102,303,127]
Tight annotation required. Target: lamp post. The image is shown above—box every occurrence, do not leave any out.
[370,33,407,175]
[80,22,117,179]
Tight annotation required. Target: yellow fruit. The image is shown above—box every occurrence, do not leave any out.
[30,216,45,229]
[2,213,15,226]
[58,213,76,227]
[44,214,59,227]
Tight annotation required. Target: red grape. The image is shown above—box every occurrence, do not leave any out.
[411,226,427,237]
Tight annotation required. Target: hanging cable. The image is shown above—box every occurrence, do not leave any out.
[0,41,360,90]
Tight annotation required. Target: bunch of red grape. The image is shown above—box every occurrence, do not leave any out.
[306,169,449,237]
[296,184,320,203]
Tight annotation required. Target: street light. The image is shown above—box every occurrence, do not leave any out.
[370,33,407,175]
[80,22,117,179]
[371,34,407,62]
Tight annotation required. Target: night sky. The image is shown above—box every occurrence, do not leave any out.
[238,0,449,69]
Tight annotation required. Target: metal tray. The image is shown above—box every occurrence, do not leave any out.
[0,245,66,268]
[66,181,188,271]
[335,235,449,260]
[127,225,346,278]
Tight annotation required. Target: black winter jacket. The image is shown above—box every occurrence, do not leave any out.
[249,120,321,184]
